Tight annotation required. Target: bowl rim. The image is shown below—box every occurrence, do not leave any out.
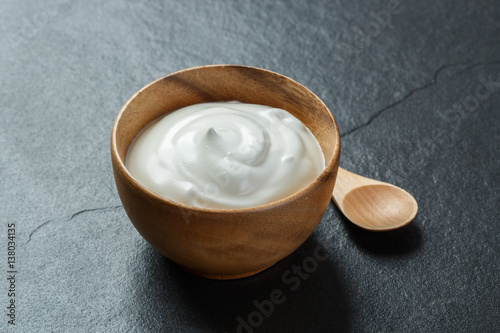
[111,64,341,213]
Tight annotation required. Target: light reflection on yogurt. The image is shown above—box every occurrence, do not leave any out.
[126,101,325,209]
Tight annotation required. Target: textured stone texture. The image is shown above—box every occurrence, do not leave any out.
[1,0,499,332]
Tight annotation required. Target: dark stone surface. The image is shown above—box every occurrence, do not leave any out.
[1,0,499,332]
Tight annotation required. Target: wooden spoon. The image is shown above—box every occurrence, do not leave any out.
[332,168,418,231]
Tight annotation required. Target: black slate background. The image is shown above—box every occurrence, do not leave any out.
[1,0,499,332]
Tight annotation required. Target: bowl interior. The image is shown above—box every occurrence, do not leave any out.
[113,65,339,184]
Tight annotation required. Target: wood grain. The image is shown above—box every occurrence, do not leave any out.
[332,168,418,231]
[111,65,341,279]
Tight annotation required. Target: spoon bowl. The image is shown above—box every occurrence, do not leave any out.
[332,168,418,231]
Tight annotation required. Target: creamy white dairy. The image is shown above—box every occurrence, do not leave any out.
[126,101,325,209]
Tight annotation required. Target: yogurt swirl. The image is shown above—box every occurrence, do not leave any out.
[126,102,325,209]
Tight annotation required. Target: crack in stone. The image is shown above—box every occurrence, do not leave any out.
[24,60,500,245]
[453,60,500,77]
[25,205,123,245]
[25,219,53,245]
[69,205,123,220]
[340,60,500,138]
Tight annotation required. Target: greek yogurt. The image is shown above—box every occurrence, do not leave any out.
[126,101,325,209]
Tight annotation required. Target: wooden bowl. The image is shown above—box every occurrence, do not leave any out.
[111,65,341,279]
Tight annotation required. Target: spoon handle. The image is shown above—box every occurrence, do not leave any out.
[333,168,381,208]
[332,168,351,209]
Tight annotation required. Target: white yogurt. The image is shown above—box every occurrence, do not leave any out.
[126,101,325,209]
